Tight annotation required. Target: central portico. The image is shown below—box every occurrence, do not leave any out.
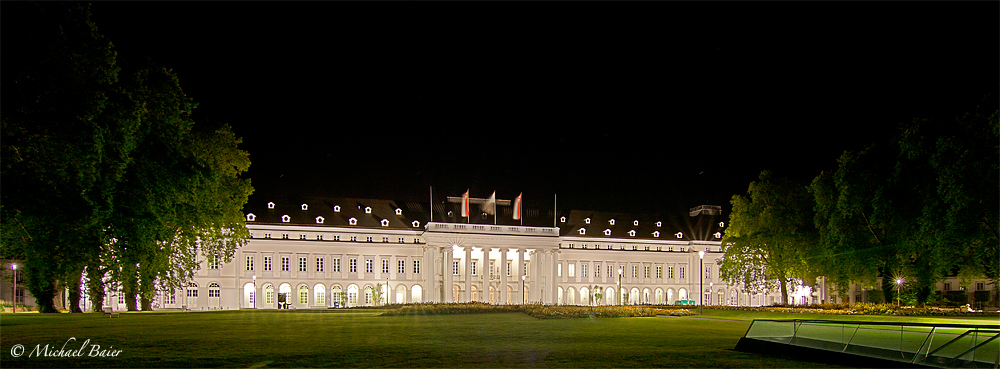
[421,222,561,304]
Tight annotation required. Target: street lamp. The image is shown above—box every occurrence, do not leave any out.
[252,275,256,309]
[521,275,526,305]
[895,278,903,307]
[699,250,705,315]
[11,264,16,313]
[618,268,623,306]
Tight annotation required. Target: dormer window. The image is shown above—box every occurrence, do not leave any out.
[348,217,357,225]
[609,219,615,225]
[301,204,308,211]
[333,205,341,212]
[267,202,275,209]
[281,215,290,223]
[633,220,639,226]
[380,219,389,227]
[656,221,662,227]
[579,228,586,235]
[364,207,372,214]
[628,230,636,237]
[411,220,421,228]
[584,218,591,224]
[719,222,725,227]
[714,232,722,238]
[246,213,256,222]
[316,216,325,224]
[674,232,683,239]
[560,216,566,223]
[653,231,660,237]
[395,208,402,215]
[603,229,611,236]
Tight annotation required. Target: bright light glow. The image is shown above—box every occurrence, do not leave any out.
[315,216,325,224]
[603,229,611,236]
[609,219,615,225]
[411,220,420,228]
[584,218,591,224]
[395,208,402,215]
[301,204,308,210]
[896,278,903,285]
[628,230,636,237]
[333,205,341,212]
[714,232,722,238]
[246,213,256,221]
[267,202,275,209]
[381,219,389,227]
[719,222,725,227]
[656,221,662,227]
[675,232,684,238]
[579,228,586,235]
[653,231,660,237]
[364,207,372,214]
[11,264,15,270]
[281,215,290,223]
[560,216,566,223]
[699,250,705,259]
[348,217,357,225]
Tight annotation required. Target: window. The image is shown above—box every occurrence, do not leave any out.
[453,261,460,275]
[399,238,405,243]
[976,282,985,291]
[366,237,373,242]
[209,256,220,270]
[317,258,324,272]
[413,260,420,274]
[656,266,662,279]
[596,264,601,278]
[506,262,511,276]
[264,256,272,272]
[282,234,289,239]
[472,261,478,275]
[315,286,325,305]
[365,259,373,274]
[524,262,528,276]
[581,264,588,277]
[333,258,340,272]
[265,286,274,305]
[334,235,340,241]
[383,237,389,242]
[557,264,561,277]
[299,288,308,305]
[247,213,256,221]
[164,292,176,305]
[631,265,637,278]
[944,282,951,291]
[299,257,307,272]
[299,234,306,240]
[282,215,290,223]
[398,260,406,274]
[281,257,289,272]
[382,259,389,274]
[349,258,357,273]
[265,233,272,239]
[209,286,221,298]
[644,266,650,279]
[568,264,575,277]
[350,236,357,242]
[246,255,254,271]
[317,234,323,240]
[706,266,711,279]
[607,266,613,279]
[679,266,686,279]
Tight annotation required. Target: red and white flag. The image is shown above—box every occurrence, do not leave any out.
[512,193,522,220]
[461,189,470,218]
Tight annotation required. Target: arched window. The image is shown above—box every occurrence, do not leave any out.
[557,287,563,305]
[606,288,615,306]
[208,282,221,306]
[395,284,406,304]
[330,285,343,307]
[567,287,576,305]
[314,284,326,307]
[630,288,640,305]
[279,283,292,307]
[667,288,675,304]
[655,288,664,305]
[243,283,255,308]
[411,285,422,303]
[264,284,275,307]
[678,288,688,301]
[298,284,309,307]
[643,288,651,304]
[470,285,478,302]
[453,285,460,303]
[364,286,373,306]
[347,284,359,307]
[506,285,513,304]
[580,287,589,306]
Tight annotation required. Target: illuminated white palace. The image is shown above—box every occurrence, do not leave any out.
[8,193,994,311]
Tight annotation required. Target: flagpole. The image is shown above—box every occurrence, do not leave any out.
[429,186,433,223]
[554,194,557,228]
[494,191,497,225]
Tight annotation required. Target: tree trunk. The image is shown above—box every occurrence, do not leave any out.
[881,273,895,305]
[916,285,931,307]
[86,263,106,312]
[778,276,789,305]
[68,272,83,313]
[123,277,139,311]
[139,268,155,311]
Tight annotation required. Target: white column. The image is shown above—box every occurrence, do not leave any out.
[443,247,453,303]
[518,248,526,304]
[464,247,472,302]
[550,250,560,304]
[534,250,544,303]
[499,248,508,304]
[481,246,491,303]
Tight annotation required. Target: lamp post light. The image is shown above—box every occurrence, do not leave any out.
[618,268,623,306]
[699,250,705,315]
[895,278,903,307]
[252,275,256,309]
[11,264,16,313]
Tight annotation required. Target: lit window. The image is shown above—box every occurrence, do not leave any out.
[579,228,586,235]
[381,219,389,227]
[317,258,324,272]
[382,259,389,274]
[316,216,325,224]
[633,220,639,226]
[581,264,588,277]
[719,222,725,227]
[560,216,566,223]
[299,257,307,272]
[395,208,402,215]
[264,256,272,271]
[281,214,290,223]
[453,261,459,275]
[246,255,254,271]
[568,264,575,277]
[398,260,406,274]
[628,230,636,237]
[348,218,357,225]
[412,220,421,228]
[584,218,591,224]
[413,260,420,274]
[334,205,341,212]
[301,204,308,210]
[656,221,662,227]
[714,232,722,238]
[653,231,660,237]
[246,213,256,221]
[267,202,275,209]
[365,259,373,274]
[603,229,611,236]
[281,257,289,272]
[675,232,683,238]
[349,259,357,273]
[364,206,372,214]
[609,219,615,225]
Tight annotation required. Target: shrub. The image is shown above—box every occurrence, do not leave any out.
[380,303,694,319]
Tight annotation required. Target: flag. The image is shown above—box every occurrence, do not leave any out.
[482,191,496,215]
[461,189,470,218]
[513,193,522,220]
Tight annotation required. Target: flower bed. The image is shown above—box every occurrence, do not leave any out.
[380,302,694,319]
[711,303,998,317]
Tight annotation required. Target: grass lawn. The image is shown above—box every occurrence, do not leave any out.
[1,308,992,368]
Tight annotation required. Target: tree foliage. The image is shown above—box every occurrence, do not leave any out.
[720,171,819,304]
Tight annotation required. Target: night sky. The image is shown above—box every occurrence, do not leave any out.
[75,2,998,216]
